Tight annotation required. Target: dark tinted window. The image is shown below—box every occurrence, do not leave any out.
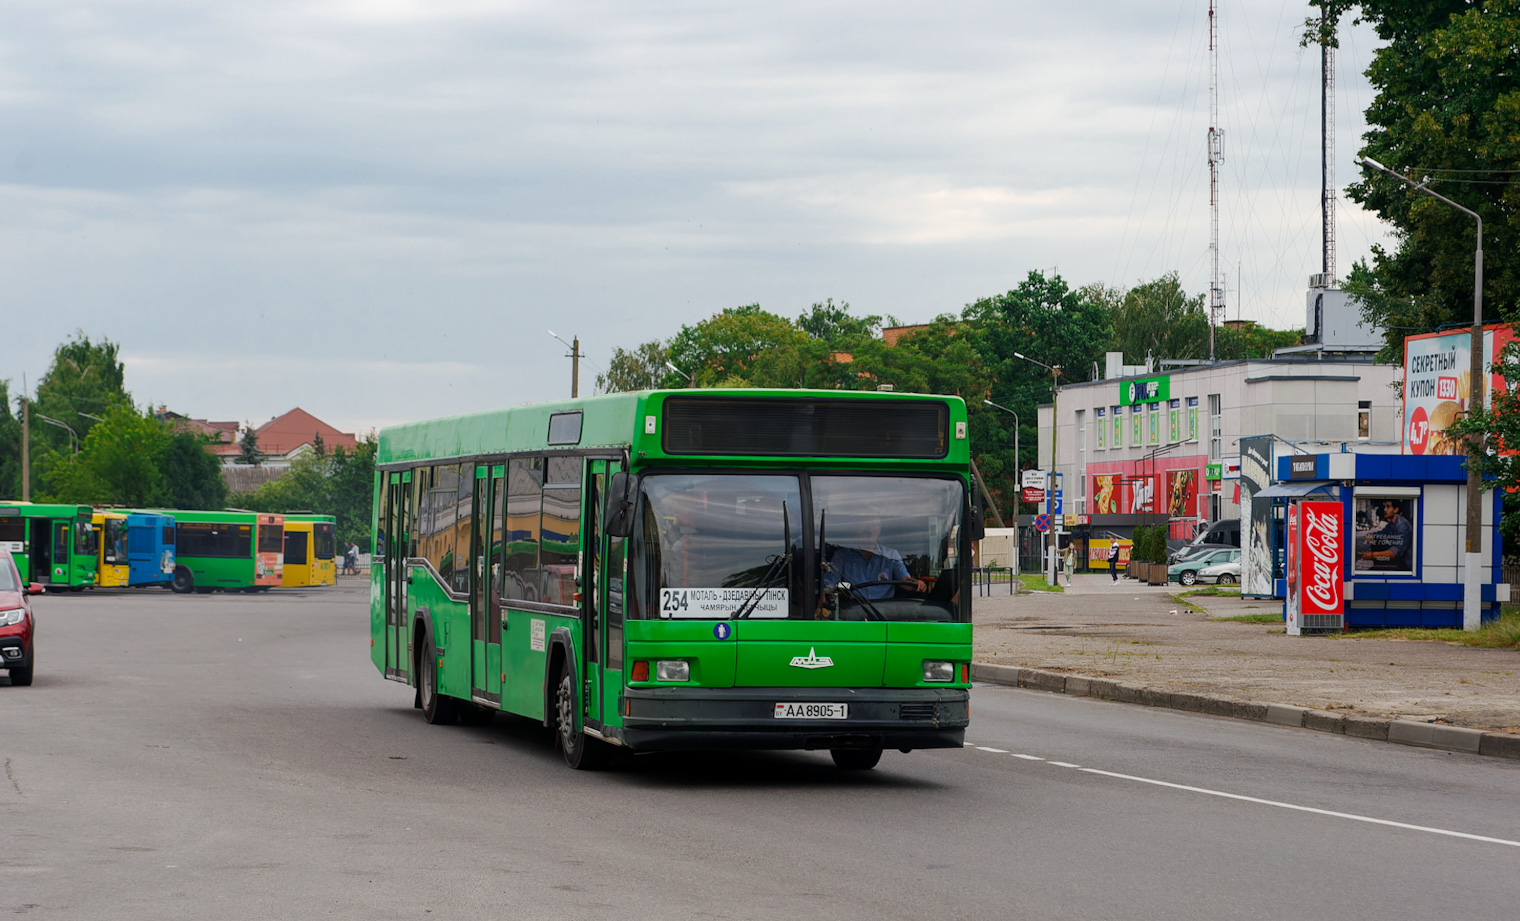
[313,523,335,560]
[663,397,948,458]
[178,523,252,559]
[257,521,284,554]
[284,530,309,565]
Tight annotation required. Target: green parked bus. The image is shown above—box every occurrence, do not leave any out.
[154,510,286,593]
[0,503,97,589]
[372,389,980,770]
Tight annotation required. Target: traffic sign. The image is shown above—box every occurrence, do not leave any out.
[1021,470,1047,490]
[1050,497,1063,515]
[1021,487,1045,504]
[1033,514,1051,532]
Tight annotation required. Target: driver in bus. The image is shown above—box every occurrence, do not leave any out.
[824,516,925,600]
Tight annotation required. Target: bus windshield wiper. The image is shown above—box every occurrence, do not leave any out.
[734,501,790,620]
[815,508,884,621]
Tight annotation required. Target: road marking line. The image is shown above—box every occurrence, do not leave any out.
[1010,754,1044,761]
[976,747,1010,753]
[1079,768,1520,849]
[1047,761,1081,768]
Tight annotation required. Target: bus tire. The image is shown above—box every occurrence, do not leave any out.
[171,567,194,594]
[830,748,882,770]
[418,635,458,726]
[554,665,609,771]
[8,664,33,687]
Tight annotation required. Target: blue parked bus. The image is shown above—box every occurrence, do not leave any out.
[95,510,177,588]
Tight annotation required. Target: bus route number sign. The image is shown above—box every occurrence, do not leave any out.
[660,588,789,619]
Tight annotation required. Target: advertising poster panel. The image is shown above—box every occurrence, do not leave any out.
[1166,469,1198,520]
[1112,407,1123,448]
[1403,324,1516,455]
[1238,435,1274,597]
[1285,502,1301,634]
[1092,474,1119,514]
[1352,492,1418,574]
[1131,405,1143,446]
[1295,500,1345,634]
[1095,407,1106,449]
[1126,475,1155,514]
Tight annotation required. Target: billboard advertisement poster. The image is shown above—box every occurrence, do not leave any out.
[1168,399,1181,442]
[1296,500,1345,629]
[1126,475,1155,514]
[1112,407,1123,448]
[1239,435,1274,597]
[1352,492,1417,575]
[1131,405,1143,446]
[1148,404,1161,444]
[1285,502,1301,634]
[1096,407,1106,449]
[1402,324,1516,455]
[1166,469,1198,519]
[1092,474,1120,514]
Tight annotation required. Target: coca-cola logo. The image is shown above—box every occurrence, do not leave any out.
[1301,505,1342,613]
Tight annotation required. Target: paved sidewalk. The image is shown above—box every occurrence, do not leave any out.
[972,573,1520,759]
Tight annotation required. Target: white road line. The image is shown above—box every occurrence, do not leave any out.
[976,746,1010,753]
[1010,754,1044,761]
[1080,768,1520,849]
[1047,761,1081,768]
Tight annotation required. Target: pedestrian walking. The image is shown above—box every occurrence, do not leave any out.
[1108,540,1120,582]
[1062,543,1075,581]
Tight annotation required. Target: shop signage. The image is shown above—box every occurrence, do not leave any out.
[1288,456,1319,480]
[1021,487,1045,504]
[1021,470,1047,490]
[1119,375,1170,406]
[1205,463,1222,481]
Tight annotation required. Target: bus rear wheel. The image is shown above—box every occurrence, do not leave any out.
[171,567,194,594]
[554,666,609,771]
[418,635,457,725]
[831,748,883,770]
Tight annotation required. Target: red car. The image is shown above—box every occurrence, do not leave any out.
[0,554,41,686]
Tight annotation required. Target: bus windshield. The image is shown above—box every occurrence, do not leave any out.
[635,472,965,622]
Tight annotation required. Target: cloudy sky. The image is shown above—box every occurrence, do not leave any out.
[1,1,1390,436]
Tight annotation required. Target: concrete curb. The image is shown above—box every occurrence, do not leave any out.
[971,662,1520,761]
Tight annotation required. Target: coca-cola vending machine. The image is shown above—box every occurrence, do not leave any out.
[1284,499,1345,635]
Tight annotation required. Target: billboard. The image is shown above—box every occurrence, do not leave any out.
[1166,469,1198,519]
[1092,474,1120,514]
[1239,435,1274,597]
[1402,324,1515,455]
[1126,475,1155,513]
[1352,492,1417,575]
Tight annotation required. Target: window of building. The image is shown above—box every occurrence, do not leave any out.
[1208,394,1222,461]
[1358,400,1371,440]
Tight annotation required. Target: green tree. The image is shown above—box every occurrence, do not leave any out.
[31,332,131,456]
[160,430,230,509]
[1108,272,1209,364]
[797,299,885,348]
[597,339,670,393]
[1309,1,1520,357]
[665,305,813,387]
[239,425,263,466]
[1449,341,1520,539]
[236,435,376,545]
[0,382,20,498]
[41,405,168,506]
[1215,321,1305,360]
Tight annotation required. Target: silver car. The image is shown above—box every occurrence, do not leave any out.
[1196,558,1241,585]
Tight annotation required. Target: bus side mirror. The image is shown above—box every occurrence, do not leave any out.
[604,472,640,538]
[970,494,987,542]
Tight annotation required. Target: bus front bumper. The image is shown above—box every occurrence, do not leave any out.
[619,686,968,753]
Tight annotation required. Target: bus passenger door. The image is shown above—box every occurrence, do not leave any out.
[127,520,156,585]
[51,521,70,583]
[470,465,502,704]
[584,461,606,725]
[385,473,410,681]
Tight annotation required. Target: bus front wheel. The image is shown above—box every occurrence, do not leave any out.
[171,567,194,594]
[831,748,883,770]
[554,665,609,771]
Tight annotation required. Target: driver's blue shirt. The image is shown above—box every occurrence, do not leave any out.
[825,543,912,600]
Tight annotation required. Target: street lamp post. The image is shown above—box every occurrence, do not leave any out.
[665,360,694,388]
[36,415,78,454]
[1360,155,1485,630]
[547,330,582,398]
[1011,352,1062,585]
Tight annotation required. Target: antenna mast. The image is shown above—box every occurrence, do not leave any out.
[1320,8,1336,285]
[1208,0,1225,362]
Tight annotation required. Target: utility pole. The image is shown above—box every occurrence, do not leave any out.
[20,374,29,501]
[547,330,583,398]
[1207,0,1226,362]
[1320,6,1336,286]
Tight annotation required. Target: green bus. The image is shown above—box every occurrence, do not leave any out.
[0,503,98,589]
[151,509,286,593]
[372,389,979,770]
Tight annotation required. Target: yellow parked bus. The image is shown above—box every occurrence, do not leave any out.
[282,514,337,587]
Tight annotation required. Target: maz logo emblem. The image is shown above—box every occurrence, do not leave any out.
[789,647,834,669]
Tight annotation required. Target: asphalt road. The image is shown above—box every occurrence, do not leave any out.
[4,584,1517,920]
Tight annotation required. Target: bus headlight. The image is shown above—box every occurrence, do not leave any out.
[923,661,954,683]
[656,660,690,682]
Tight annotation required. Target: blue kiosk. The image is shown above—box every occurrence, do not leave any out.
[1267,452,1506,629]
